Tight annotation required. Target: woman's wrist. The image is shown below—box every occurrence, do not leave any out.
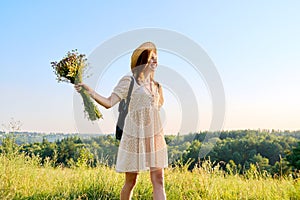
[88,90,96,99]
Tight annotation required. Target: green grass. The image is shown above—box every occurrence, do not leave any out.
[0,154,299,200]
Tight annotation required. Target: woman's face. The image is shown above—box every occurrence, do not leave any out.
[147,51,158,71]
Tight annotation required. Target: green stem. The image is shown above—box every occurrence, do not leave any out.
[79,89,102,121]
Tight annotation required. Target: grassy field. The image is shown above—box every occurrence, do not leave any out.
[0,153,299,200]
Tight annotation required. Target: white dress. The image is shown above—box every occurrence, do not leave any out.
[113,75,168,172]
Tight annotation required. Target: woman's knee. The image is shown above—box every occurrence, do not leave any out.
[125,172,138,188]
[150,168,164,186]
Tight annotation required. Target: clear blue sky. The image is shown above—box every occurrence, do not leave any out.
[1,1,299,133]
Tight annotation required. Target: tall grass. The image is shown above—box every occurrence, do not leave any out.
[0,153,299,200]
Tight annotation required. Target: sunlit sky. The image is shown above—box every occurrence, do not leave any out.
[0,1,299,134]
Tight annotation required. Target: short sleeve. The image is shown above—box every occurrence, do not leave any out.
[112,75,132,100]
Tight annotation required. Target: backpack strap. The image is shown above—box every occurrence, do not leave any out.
[125,76,134,109]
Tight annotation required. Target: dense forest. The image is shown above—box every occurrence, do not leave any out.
[1,129,300,176]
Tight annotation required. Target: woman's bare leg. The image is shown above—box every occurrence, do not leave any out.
[150,168,166,200]
[121,172,138,200]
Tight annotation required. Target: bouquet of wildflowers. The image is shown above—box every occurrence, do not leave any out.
[51,49,102,121]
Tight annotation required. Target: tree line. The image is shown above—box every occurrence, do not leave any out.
[1,129,299,176]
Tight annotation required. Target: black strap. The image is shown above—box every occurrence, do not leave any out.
[126,76,134,107]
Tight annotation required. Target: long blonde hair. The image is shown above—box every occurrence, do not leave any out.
[130,42,163,105]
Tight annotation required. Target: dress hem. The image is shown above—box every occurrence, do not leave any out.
[115,164,169,173]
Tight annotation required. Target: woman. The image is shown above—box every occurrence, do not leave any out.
[75,42,168,200]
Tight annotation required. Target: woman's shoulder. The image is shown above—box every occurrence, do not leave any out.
[120,74,131,80]
[114,75,135,90]
[153,80,161,88]
[117,75,134,84]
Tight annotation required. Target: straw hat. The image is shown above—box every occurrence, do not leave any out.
[131,42,156,70]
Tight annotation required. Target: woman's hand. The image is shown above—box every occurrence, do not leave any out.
[74,83,94,96]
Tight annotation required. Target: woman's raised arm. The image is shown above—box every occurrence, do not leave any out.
[75,83,121,109]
